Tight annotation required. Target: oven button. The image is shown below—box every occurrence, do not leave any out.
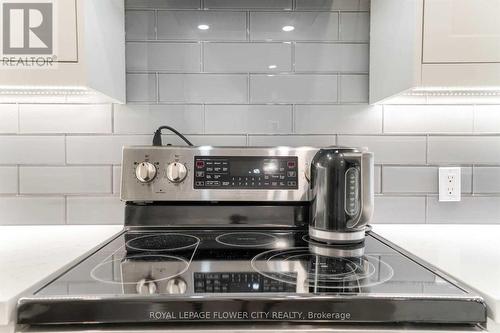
[166,162,188,183]
[196,160,205,169]
[135,162,157,183]
[165,277,187,294]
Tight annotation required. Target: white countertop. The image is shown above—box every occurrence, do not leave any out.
[0,224,499,332]
[0,225,123,328]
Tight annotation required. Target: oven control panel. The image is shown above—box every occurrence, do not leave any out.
[193,156,298,190]
[121,146,319,202]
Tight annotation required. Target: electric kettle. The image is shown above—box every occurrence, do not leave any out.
[309,147,374,244]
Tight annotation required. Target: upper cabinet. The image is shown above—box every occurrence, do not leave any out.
[370,0,500,104]
[0,0,125,103]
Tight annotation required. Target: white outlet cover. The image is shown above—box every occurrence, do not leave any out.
[439,167,461,202]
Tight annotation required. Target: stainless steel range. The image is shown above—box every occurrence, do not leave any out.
[16,145,487,332]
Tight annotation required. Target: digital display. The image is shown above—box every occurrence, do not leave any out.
[193,156,298,190]
[230,158,281,176]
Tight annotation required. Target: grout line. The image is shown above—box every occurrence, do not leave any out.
[246,11,250,41]
[291,104,295,133]
[154,10,158,40]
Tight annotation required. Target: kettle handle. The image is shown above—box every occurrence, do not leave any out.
[344,152,374,229]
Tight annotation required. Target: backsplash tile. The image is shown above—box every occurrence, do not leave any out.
[2,1,500,225]
[114,104,204,134]
[19,167,112,194]
[157,11,247,41]
[0,197,65,225]
[384,105,474,133]
[204,0,292,10]
[295,43,369,72]
[126,74,157,102]
[294,105,382,134]
[19,104,112,134]
[159,74,248,103]
[250,12,339,41]
[125,11,156,40]
[0,104,18,133]
[248,135,335,147]
[205,105,292,134]
[204,42,292,73]
[250,74,338,103]
[0,136,65,165]
[337,136,427,164]
[428,136,500,164]
[126,42,201,72]
[125,0,201,9]
[0,167,18,194]
[339,12,370,41]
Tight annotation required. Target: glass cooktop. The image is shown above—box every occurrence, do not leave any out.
[36,229,464,296]
[18,229,486,326]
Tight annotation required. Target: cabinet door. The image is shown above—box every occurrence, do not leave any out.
[55,0,78,62]
[423,0,500,63]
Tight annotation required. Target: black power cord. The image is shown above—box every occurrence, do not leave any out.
[152,126,194,146]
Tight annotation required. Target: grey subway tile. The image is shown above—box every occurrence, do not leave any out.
[294,105,382,134]
[382,166,472,194]
[428,136,500,164]
[250,74,338,103]
[0,136,65,165]
[113,166,122,194]
[204,42,292,73]
[250,12,339,41]
[295,43,369,72]
[67,197,124,225]
[126,74,157,102]
[159,74,247,103]
[126,0,201,9]
[204,0,292,9]
[296,0,362,10]
[114,104,203,134]
[371,196,426,224]
[474,105,500,133]
[0,167,18,193]
[339,75,369,103]
[157,11,246,41]
[20,167,112,194]
[340,12,370,41]
[474,167,500,193]
[19,104,112,134]
[337,135,427,164]
[248,135,335,147]
[0,197,65,225]
[374,165,381,194]
[66,135,151,165]
[427,196,500,224]
[205,105,292,134]
[0,104,18,133]
[125,11,155,40]
[384,105,474,134]
[126,42,201,72]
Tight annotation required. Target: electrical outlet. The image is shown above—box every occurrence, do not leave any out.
[439,167,461,202]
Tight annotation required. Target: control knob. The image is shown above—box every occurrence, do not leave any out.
[166,162,188,183]
[136,278,158,294]
[135,162,157,183]
[165,277,187,294]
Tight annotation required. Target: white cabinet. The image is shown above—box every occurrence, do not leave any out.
[0,0,125,103]
[370,0,500,104]
[423,0,500,63]
[55,0,78,62]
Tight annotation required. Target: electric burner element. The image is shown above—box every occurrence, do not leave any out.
[90,254,189,285]
[215,232,278,247]
[126,233,200,252]
[251,247,393,290]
